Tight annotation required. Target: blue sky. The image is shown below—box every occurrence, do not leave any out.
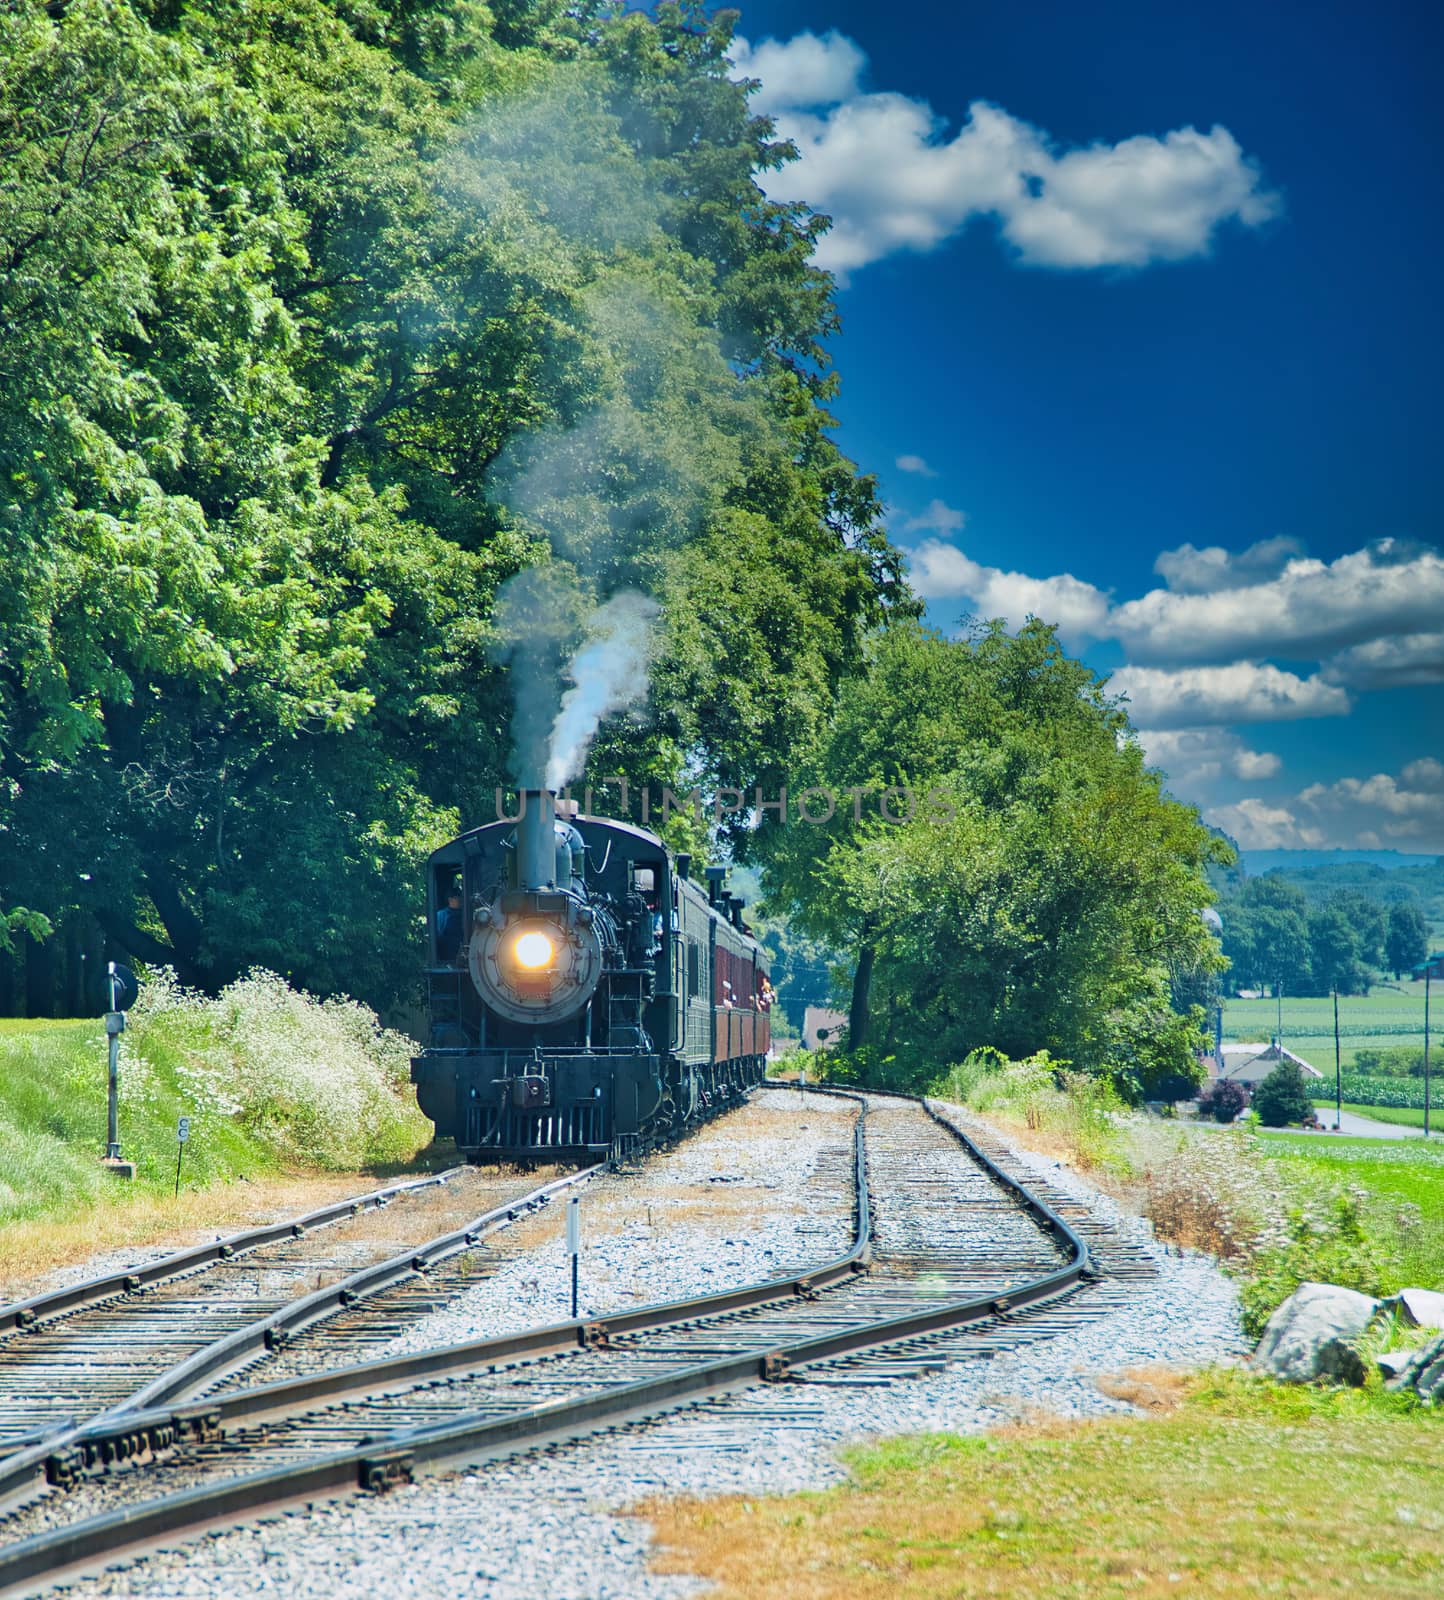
[721,0,1443,854]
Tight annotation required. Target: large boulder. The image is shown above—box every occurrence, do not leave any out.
[1389,1333,1444,1403]
[1252,1282,1381,1385]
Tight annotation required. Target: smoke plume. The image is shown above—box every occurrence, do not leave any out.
[546,591,659,792]
[465,69,761,799]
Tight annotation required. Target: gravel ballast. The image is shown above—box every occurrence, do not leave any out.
[46,1094,1245,1600]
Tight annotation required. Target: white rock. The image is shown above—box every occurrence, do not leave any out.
[1252,1282,1380,1385]
[1386,1287,1444,1331]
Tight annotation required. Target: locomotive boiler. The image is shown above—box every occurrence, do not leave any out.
[411,790,771,1161]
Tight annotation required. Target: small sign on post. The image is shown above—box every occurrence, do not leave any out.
[174,1117,191,1198]
[566,1196,581,1319]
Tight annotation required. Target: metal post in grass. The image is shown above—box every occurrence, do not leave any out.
[100,962,140,1179]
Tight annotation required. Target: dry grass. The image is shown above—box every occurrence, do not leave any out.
[642,1375,1444,1598]
[0,1173,392,1301]
[0,1166,570,1304]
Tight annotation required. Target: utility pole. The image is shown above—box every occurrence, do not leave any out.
[1416,953,1442,1140]
[1333,986,1342,1133]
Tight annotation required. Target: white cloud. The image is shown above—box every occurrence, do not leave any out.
[1402,757,1444,791]
[1133,727,1282,798]
[1153,535,1303,594]
[1210,759,1444,853]
[1209,797,1325,851]
[732,33,1278,276]
[731,30,864,117]
[904,540,1111,645]
[1323,631,1444,690]
[1112,540,1444,664]
[898,498,966,535]
[1296,767,1444,849]
[896,453,938,478]
[1110,662,1351,728]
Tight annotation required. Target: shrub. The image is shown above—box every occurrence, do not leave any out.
[1199,1079,1249,1124]
[1252,1061,1316,1127]
[129,969,431,1168]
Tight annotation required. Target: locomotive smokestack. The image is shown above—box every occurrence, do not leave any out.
[517,788,557,889]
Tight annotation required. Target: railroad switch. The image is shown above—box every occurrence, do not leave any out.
[761,1353,791,1383]
[580,1321,611,1350]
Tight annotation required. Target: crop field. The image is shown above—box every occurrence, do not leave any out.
[1252,1129,1444,1215]
[1222,982,1433,1071]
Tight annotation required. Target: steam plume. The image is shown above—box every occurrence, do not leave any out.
[546,591,659,792]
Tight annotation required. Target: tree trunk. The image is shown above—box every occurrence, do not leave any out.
[848,942,875,1049]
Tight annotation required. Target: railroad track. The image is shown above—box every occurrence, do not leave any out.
[0,1084,1151,1598]
[0,1164,595,1519]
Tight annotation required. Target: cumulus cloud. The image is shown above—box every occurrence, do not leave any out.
[1112,539,1444,665]
[1209,759,1444,853]
[896,453,938,478]
[904,540,1112,645]
[732,29,864,117]
[1322,631,1444,690]
[1153,535,1304,593]
[1110,662,1351,728]
[1133,727,1282,799]
[1209,797,1326,851]
[898,498,966,535]
[731,31,1278,276]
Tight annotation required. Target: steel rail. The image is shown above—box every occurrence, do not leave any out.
[0,1165,598,1516]
[0,1087,1100,1597]
[0,1168,470,1339]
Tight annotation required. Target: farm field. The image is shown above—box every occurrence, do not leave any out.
[1222,983,1433,1072]
[1252,1129,1444,1215]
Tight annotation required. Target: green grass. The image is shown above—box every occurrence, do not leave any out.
[0,1021,276,1228]
[1253,1128,1444,1212]
[0,977,432,1236]
[645,1370,1444,1599]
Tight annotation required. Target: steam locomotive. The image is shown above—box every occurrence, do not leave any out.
[411,790,771,1161]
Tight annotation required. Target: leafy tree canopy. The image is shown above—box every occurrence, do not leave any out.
[759,621,1227,1099]
[0,0,902,1006]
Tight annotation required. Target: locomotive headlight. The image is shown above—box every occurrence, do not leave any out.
[513,931,554,969]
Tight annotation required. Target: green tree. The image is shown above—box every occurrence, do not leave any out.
[0,1,903,1010]
[1385,901,1429,979]
[1308,904,1367,995]
[1252,1058,1316,1127]
[761,621,1224,1096]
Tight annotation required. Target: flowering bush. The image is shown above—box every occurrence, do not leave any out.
[129,970,431,1168]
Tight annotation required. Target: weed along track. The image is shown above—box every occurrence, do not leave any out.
[0,1086,1161,1598]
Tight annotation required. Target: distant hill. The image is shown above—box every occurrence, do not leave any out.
[1241,849,1440,874]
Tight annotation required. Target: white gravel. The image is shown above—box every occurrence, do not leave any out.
[54,1095,1245,1600]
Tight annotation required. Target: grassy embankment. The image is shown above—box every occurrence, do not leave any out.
[645,1371,1444,1599]
[922,1053,1444,1339]
[0,974,435,1293]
